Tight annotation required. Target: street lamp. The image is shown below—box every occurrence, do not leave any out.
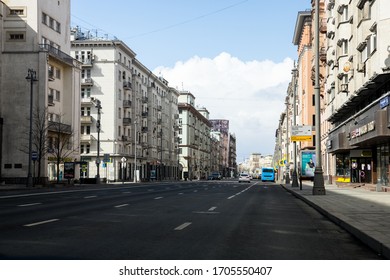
[91,97,101,184]
[285,97,290,185]
[134,119,137,183]
[26,69,38,188]
[291,64,299,188]
[313,0,326,195]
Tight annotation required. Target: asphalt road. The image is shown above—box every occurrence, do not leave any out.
[0,180,382,260]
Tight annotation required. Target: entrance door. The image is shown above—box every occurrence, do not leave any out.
[351,158,372,183]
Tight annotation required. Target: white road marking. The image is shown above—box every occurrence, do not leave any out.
[154,196,163,200]
[84,195,97,199]
[122,191,132,194]
[208,206,217,211]
[227,195,236,200]
[24,219,59,227]
[18,203,42,207]
[115,204,129,208]
[178,193,184,195]
[174,222,192,231]
[193,190,198,193]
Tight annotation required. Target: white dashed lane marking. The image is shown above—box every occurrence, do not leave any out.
[24,219,59,227]
[174,222,192,231]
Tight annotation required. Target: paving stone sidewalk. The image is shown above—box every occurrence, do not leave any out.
[282,182,390,259]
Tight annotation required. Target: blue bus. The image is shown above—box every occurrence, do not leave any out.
[261,167,275,182]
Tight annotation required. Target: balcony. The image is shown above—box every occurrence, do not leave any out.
[142,126,148,133]
[48,69,55,81]
[157,105,162,111]
[142,111,148,118]
[80,134,92,142]
[39,44,74,66]
[48,121,72,134]
[157,118,162,124]
[123,117,132,126]
[81,78,94,86]
[142,97,148,103]
[123,100,132,108]
[81,115,93,124]
[48,95,54,106]
[123,81,132,90]
[121,135,129,142]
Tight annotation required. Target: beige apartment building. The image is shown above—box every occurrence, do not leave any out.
[178,91,212,180]
[0,0,81,184]
[325,0,390,188]
[71,31,180,182]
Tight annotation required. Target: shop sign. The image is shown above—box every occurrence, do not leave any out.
[380,96,389,109]
[350,121,375,139]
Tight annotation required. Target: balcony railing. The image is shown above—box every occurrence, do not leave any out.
[123,100,132,108]
[123,117,132,126]
[39,44,74,66]
[142,97,148,103]
[81,78,94,86]
[81,115,93,124]
[80,134,92,142]
[123,81,132,90]
[142,111,148,118]
[142,126,148,132]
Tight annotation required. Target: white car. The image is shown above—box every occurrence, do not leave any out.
[238,173,251,183]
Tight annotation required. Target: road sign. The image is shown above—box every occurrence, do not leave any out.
[291,135,313,141]
[103,153,110,163]
[291,125,312,136]
[31,151,38,161]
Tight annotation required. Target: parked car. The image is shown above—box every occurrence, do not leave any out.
[208,172,222,180]
[238,173,251,183]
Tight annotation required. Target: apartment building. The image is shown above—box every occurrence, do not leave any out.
[178,91,212,180]
[0,0,81,184]
[71,31,180,182]
[325,0,390,187]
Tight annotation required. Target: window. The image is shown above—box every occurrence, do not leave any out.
[9,8,25,16]
[81,107,85,116]
[338,5,349,22]
[56,68,61,79]
[8,32,25,41]
[55,90,60,101]
[86,126,90,135]
[81,88,91,99]
[118,108,122,119]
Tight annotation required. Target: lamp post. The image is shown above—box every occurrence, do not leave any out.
[291,64,299,188]
[133,119,137,183]
[285,97,290,185]
[313,0,326,195]
[26,69,38,188]
[91,97,101,184]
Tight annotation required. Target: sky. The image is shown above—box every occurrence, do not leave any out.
[71,0,310,162]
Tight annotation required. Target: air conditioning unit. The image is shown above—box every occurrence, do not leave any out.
[357,62,365,73]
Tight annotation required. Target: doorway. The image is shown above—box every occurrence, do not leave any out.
[351,158,372,183]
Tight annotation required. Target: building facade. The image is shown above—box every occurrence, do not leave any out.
[326,0,390,187]
[178,91,212,180]
[71,32,180,182]
[0,0,81,184]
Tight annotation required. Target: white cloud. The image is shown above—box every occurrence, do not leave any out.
[154,52,294,161]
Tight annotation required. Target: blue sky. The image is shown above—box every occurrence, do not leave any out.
[71,0,310,162]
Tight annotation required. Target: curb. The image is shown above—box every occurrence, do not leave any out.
[281,184,389,259]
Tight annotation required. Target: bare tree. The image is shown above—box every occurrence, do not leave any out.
[48,118,79,184]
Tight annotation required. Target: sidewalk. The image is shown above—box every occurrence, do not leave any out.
[282,181,390,259]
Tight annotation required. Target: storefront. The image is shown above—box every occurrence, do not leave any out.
[328,94,390,185]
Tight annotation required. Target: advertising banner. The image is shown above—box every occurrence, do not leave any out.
[300,150,316,177]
